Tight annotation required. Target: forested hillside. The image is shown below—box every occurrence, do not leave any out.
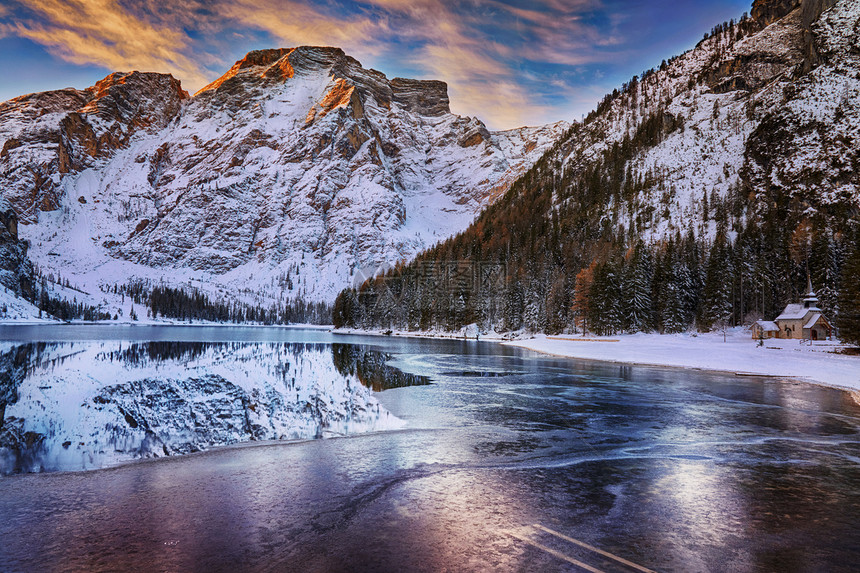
[336,0,860,340]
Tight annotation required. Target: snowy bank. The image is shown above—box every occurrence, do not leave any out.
[504,328,860,392]
[333,325,522,341]
[334,326,860,393]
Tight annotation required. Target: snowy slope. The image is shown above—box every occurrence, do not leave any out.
[1,47,567,310]
[550,0,857,241]
[0,287,46,323]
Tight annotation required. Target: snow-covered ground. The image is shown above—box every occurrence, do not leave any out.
[504,328,860,392]
[0,287,53,323]
[335,325,860,393]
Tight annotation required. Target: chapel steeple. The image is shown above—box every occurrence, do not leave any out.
[803,275,819,309]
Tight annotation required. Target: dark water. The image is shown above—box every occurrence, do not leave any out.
[1,326,860,572]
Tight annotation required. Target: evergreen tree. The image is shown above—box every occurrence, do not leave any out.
[333,289,358,328]
[810,229,842,317]
[699,229,734,330]
[655,237,688,333]
[573,262,596,334]
[679,230,703,328]
[837,230,860,346]
[545,274,569,334]
[624,240,653,332]
[589,258,623,335]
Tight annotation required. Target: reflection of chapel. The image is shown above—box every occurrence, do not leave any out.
[752,278,832,341]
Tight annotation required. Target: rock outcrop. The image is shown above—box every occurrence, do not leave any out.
[0,72,188,222]
[0,195,33,301]
[750,0,840,72]
[752,0,802,26]
[743,0,860,216]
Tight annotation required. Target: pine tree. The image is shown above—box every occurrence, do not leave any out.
[573,262,596,334]
[625,240,653,332]
[504,279,525,332]
[836,230,860,346]
[655,237,688,333]
[700,229,733,330]
[810,229,842,318]
[545,274,568,335]
[590,258,623,335]
[333,289,358,328]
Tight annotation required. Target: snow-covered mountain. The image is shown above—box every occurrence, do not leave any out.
[552,0,856,241]
[0,47,567,310]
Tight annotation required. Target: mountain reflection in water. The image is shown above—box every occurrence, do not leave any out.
[0,341,415,475]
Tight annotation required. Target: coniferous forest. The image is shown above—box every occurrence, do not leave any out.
[29,276,332,325]
[334,113,859,343]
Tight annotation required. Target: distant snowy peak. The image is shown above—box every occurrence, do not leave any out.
[1,46,567,305]
[197,47,452,118]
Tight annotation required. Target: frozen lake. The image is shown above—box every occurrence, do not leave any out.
[1,325,860,571]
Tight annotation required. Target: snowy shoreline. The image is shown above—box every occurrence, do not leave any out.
[334,327,860,395]
[2,318,857,395]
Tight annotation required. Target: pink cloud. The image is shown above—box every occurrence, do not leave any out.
[2,0,628,127]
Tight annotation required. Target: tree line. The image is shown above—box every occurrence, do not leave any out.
[334,221,859,344]
[333,98,860,344]
[29,276,332,325]
[145,284,331,325]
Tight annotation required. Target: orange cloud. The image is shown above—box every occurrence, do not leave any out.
[226,0,550,127]
[224,0,388,59]
[9,0,209,88]
[367,0,555,127]
[2,0,616,128]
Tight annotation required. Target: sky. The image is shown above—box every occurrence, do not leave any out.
[0,0,752,130]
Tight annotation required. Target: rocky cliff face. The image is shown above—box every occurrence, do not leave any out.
[0,47,567,306]
[0,195,33,301]
[744,0,859,224]
[751,0,840,72]
[751,0,802,26]
[0,72,188,222]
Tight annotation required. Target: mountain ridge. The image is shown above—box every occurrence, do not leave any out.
[0,46,568,316]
